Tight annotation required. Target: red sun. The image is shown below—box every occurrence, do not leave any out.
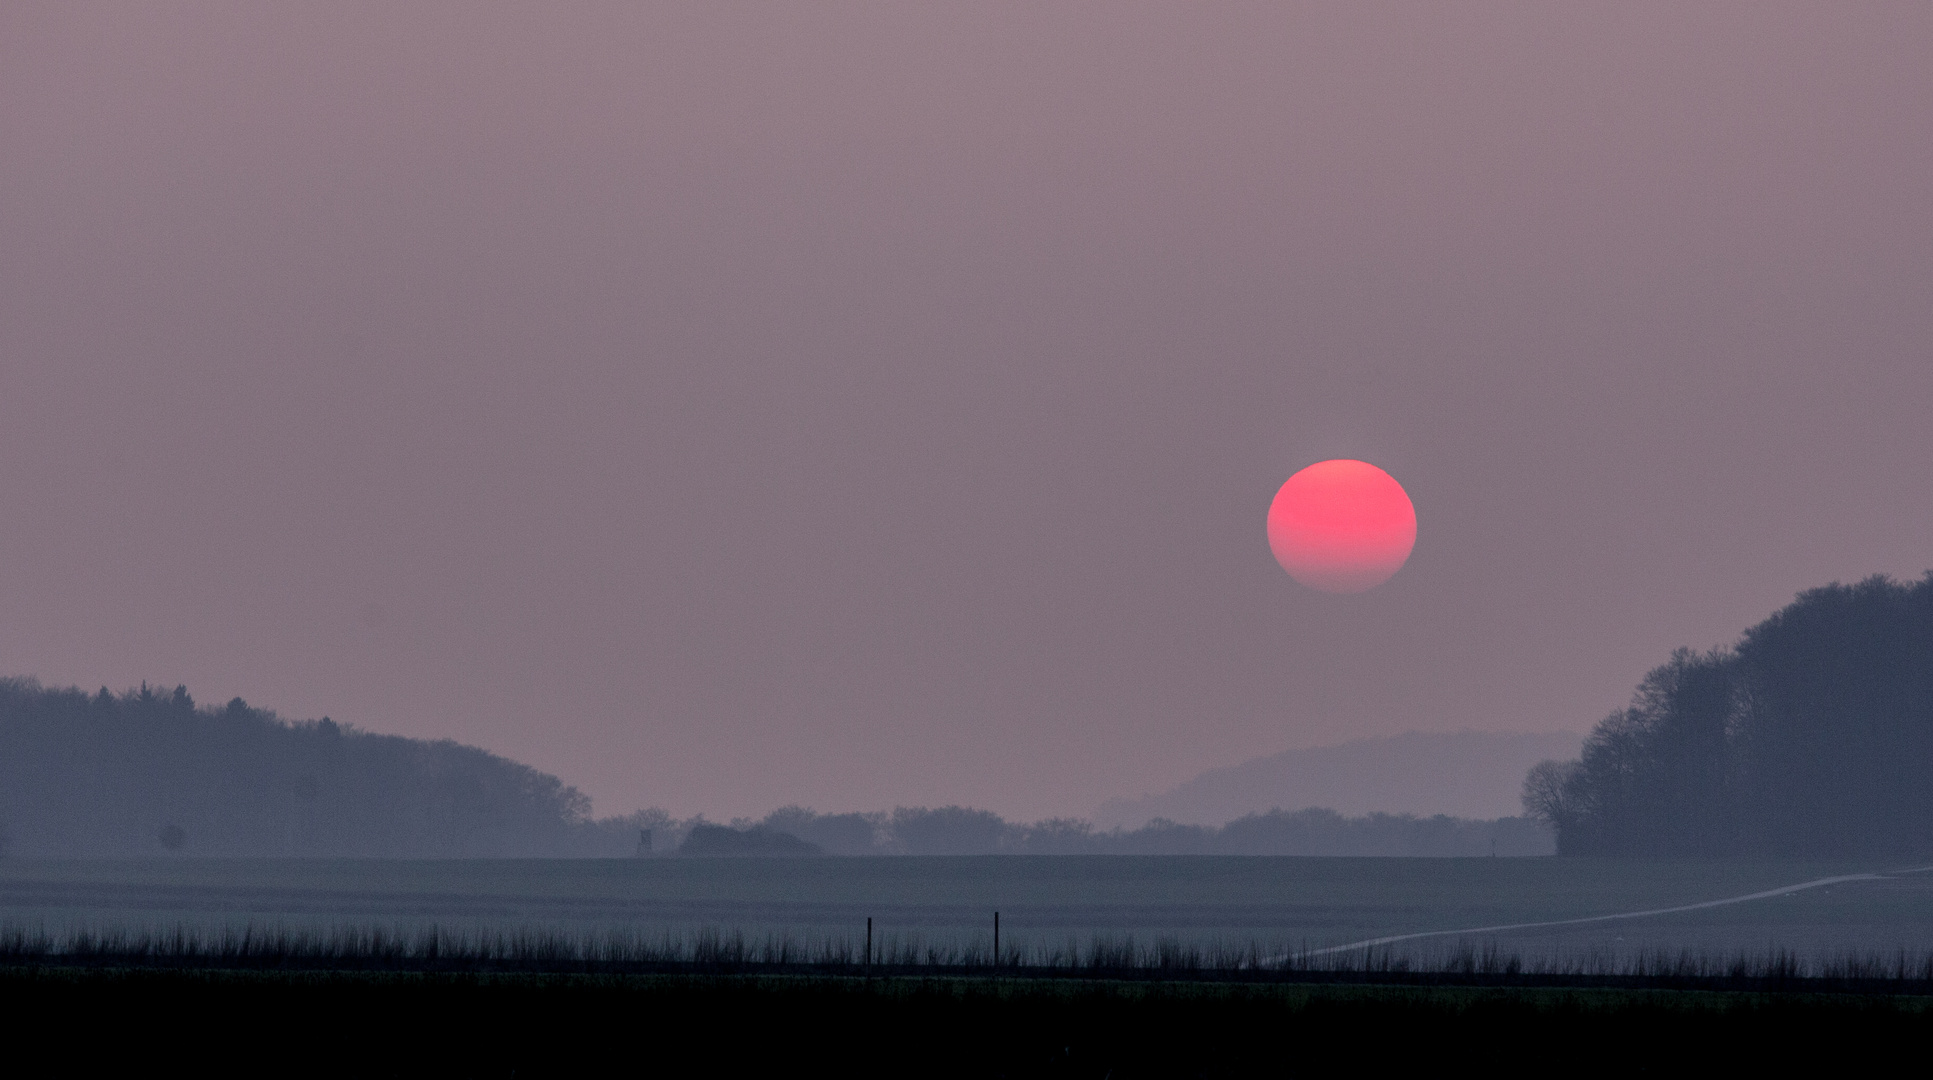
[1266,459,1416,593]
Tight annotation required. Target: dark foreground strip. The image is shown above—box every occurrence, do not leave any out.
[5,967,1931,1077]
[9,949,1933,996]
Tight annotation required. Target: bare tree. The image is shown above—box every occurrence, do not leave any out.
[1520,759,1578,829]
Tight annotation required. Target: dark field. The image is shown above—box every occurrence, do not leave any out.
[7,855,1933,965]
[7,967,1929,1076]
[11,858,1933,1075]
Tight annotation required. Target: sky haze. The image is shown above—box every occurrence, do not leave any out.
[2,3,1929,820]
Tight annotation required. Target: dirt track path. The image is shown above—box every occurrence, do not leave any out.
[1285,864,1933,962]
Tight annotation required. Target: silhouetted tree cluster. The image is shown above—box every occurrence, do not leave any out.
[1523,575,1933,856]
[675,804,1551,857]
[0,679,647,857]
[679,824,822,855]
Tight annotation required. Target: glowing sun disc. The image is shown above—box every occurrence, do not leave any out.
[1266,459,1416,593]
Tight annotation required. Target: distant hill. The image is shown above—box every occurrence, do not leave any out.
[1093,731,1585,829]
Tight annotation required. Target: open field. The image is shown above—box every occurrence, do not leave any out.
[5,855,1933,968]
[4,968,1930,1076]
[10,859,1933,1073]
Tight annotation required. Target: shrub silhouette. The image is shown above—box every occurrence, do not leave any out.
[678,824,822,856]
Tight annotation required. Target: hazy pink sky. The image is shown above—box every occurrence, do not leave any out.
[3,3,1929,820]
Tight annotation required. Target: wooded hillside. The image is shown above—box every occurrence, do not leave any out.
[1524,575,1933,856]
[0,679,636,857]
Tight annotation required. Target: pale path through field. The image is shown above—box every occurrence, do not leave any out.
[1285,864,1933,962]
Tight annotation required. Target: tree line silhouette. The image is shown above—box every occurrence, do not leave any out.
[0,677,1547,857]
[0,679,643,857]
[1523,575,1933,856]
[671,804,1549,856]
